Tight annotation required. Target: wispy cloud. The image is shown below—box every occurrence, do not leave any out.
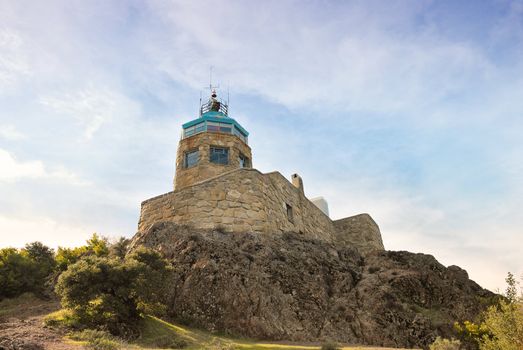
[39,86,141,140]
[0,0,521,291]
[0,28,31,92]
[0,125,25,140]
[0,148,88,185]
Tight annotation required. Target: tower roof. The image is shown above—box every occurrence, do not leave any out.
[182,112,249,137]
[181,90,249,143]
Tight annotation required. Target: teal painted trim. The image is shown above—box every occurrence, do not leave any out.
[182,112,249,136]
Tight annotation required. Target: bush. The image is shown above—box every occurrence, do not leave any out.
[70,330,120,350]
[0,242,55,299]
[55,247,171,336]
[479,299,523,350]
[55,234,109,271]
[429,337,461,350]
[151,334,187,349]
[455,272,523,350]
[109,237,130,260]
[44,308,80,328]
[321,342,340,350]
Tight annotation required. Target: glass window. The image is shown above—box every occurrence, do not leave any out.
[184,149,199,168]
[234,126,247,143]
[239,153,250,168]
[194,123,205,133]
[210,147,229,165]
[184,127,194,137]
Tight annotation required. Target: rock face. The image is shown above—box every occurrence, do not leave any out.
[130,222,494,349]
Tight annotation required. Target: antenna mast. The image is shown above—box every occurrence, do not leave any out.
[208,66,219,93]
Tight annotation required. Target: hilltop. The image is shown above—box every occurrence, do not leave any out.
[129,222,495,349]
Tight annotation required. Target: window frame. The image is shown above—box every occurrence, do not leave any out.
[238,153,250,168]
[209,146,229,165]
[184,149,199,168]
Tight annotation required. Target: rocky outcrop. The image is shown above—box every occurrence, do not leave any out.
[130,222,494,349]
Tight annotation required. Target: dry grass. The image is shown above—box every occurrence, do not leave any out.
[135,316,416,350]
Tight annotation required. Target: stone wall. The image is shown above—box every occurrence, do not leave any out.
[141,168,336,242]
[139,168,385,253]
[333,214,384,254]
[174,132,252,190]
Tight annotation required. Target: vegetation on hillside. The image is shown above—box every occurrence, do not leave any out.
[453,272,523,350]
[55,246,172,336]
[2,235,521,349]
[0,241,55,299]
[1,234,172,337]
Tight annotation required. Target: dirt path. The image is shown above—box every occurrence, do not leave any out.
[0,295,82,350]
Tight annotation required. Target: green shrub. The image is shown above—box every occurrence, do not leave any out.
[455,272,523,350]
[151,334,188,349]
[44,308,82,329]
[0,242,55,299]
[55,234,110,271]
[109,237,130,260]
[55,247,171,336]
[429,337,461,350]
[321,342,340,350]
[70,330,120,350]
[479,298,523,350]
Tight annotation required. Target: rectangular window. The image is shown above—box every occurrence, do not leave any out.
[239,153,250,168]
[184,127,195,137]
[234,126,247,143]
[286,203,294,222]
[210,147,229,165]
[194,123,206,133]
[184,149,199,168]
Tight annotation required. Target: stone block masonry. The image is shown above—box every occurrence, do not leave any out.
[138,168,385,252]
[175,132,252,190]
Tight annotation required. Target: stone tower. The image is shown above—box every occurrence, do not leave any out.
[174,90,252,190]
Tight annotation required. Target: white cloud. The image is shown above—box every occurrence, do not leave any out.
[39,86,138,140]
[0,0,520,293]
[39,86,140,140]
[0,28,31,92]
[0,214,95,249]
[0,148,88,185]
[0,125,25,140]
[0,149,46,181]
[144,1,493,117]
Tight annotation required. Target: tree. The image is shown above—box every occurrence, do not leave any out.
[0,248,33,299]
[55,246,88,271]
[55,234,110,271]
[478,273,523,350]
[0,242,55,299]
[109,237,130,259]
[55,247,171,336]
[455,272,523,350]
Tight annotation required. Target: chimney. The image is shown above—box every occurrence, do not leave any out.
[291,173,304,194]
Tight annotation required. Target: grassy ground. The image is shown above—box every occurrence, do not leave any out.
[133,316,412,350]
[1,294,413,350]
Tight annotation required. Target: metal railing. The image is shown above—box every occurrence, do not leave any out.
[200,98,229,116]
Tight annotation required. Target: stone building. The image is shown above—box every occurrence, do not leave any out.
[136,91,384,254]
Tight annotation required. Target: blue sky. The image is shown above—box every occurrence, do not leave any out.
[1,0,522,291]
